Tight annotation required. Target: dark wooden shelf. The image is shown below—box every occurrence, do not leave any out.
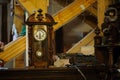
[0,66,107,80]
[95,44,120,47]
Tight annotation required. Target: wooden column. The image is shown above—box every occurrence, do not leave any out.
[55,27,64,53]
[1,4,8,44]
[97,0,112,29]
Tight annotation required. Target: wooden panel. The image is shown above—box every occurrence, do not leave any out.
[0,36,26,63]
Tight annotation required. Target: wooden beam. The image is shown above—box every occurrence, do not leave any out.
[18,0,49,14]
[0,36,26,63]
[53,0,97,31]
[97,0,112,29]
[87,6,97,16]
[18,0,37,14]
[67,30,95,53]
[87,2,97,16]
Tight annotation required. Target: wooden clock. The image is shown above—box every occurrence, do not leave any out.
[25,9,57,68]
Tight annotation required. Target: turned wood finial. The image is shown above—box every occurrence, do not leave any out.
[94,27,102,45]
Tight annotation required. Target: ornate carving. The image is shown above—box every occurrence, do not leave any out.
[101,6,120,45]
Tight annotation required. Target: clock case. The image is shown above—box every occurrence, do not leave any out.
[25,9,57,68]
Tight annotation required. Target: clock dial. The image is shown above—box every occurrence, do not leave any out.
[35,51,43,58]
[34,29,47,41]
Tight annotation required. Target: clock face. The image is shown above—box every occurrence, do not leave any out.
[34,29,47,41]
[35,51,43,58]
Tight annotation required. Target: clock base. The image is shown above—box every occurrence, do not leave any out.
[34,61,48,68]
